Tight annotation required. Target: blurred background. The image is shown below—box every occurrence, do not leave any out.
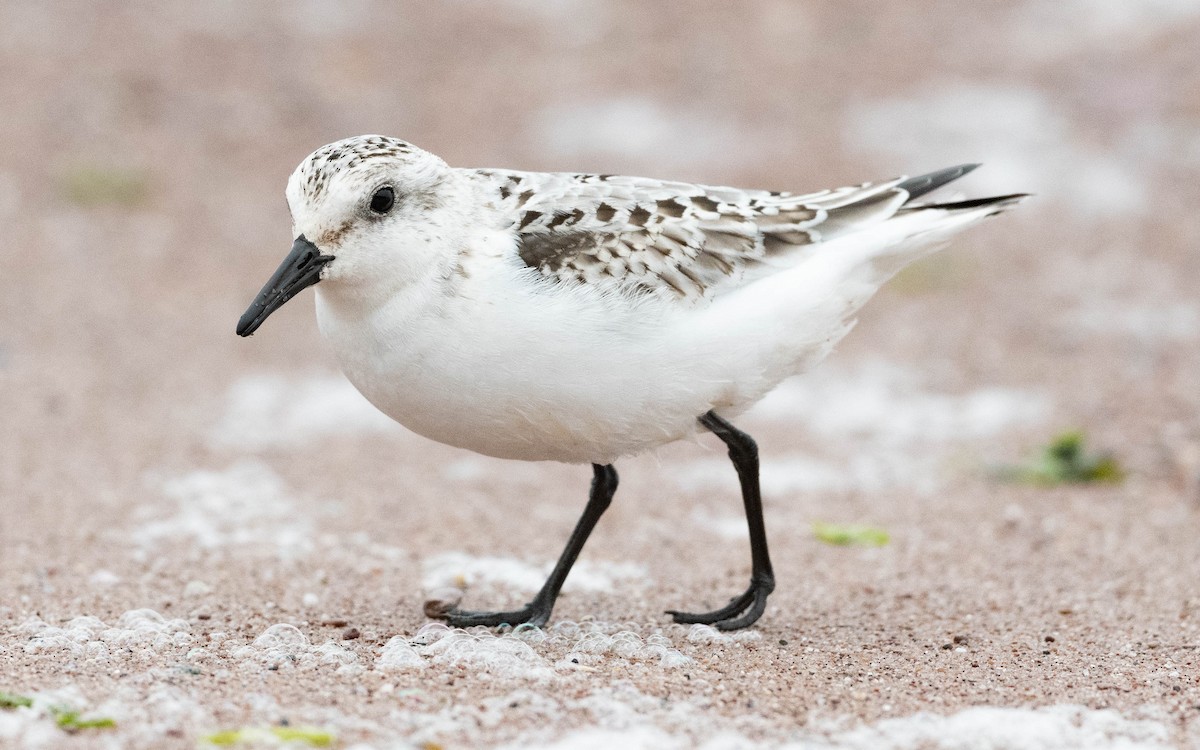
[1,1,1199,741]
[4,0,1200,593]
[4,0,1198,512]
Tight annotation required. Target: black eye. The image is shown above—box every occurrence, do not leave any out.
[369,186,395,214]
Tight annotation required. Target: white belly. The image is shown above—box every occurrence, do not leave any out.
[309,235,884,464]
[314,281,741,463]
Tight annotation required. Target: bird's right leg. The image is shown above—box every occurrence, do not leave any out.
[667,410,775,630]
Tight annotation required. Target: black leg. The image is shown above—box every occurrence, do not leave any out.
[667,410,775,631]
[441,463,618,628]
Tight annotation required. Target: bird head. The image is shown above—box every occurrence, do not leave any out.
[237,135,457,336]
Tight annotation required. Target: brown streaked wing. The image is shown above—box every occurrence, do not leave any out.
[484,169,908,301]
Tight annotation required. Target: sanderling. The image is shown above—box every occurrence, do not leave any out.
[237,135,1026,630]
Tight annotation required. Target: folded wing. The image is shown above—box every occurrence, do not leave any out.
[482,165,1021,302]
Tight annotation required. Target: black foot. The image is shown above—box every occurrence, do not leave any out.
[667,574,775,631]
[432,464,618,630]
[441,600,552,628]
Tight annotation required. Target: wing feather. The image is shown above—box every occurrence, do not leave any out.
[474,165,986,301]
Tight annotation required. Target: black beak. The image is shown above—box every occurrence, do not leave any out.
[237,235,334,337]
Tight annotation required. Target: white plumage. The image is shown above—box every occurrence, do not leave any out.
[273,135,1023,464]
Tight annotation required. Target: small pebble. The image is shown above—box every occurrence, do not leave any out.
[342,626,361,640]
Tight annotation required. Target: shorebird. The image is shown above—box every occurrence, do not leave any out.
[238,135,1024,630]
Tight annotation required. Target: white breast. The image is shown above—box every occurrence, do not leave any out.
[314,262,738,463]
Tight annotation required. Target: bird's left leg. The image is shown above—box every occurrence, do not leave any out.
[667,410,775,630]
[441,463,618,628]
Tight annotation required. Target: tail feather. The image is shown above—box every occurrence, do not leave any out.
[815,165,1025,242]
[694,171,1027,386]
[896,163,980,202]
[906,193,1030,211]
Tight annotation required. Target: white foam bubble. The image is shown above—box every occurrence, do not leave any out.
[391,621,693,680]
[684,624,761,645]
[809,704,1173,750]
[208,373,401,450]
[182,580,212,598]
[419,629,554,681]
[421,552,648,595]
[100,684,208,745]
[440,456,489,482]
[105,609,193,649]
[88,569,120,587]
[312,641,361,669]
[376,636,425,671]
[0,709,58,748]
[134,461,313,558]
[505,725,683,750]
[0,685,97,748]
[486,701,1173,750]
[17,609,191,663]
[18,616,99,657]
[251,623,308,650]
[556,626,691,669]
[689,507,749,540]
[231,623,362,674]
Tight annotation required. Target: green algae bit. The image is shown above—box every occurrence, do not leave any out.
[0,691,33,709]
[998,430,1125,485]
[53,710,116,731]
[0,693,115,732]
[812,522,890,547]
[204,726,335,747]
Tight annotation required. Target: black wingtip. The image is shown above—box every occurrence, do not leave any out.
[920,193,1030,210]
[897,163,981,202]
